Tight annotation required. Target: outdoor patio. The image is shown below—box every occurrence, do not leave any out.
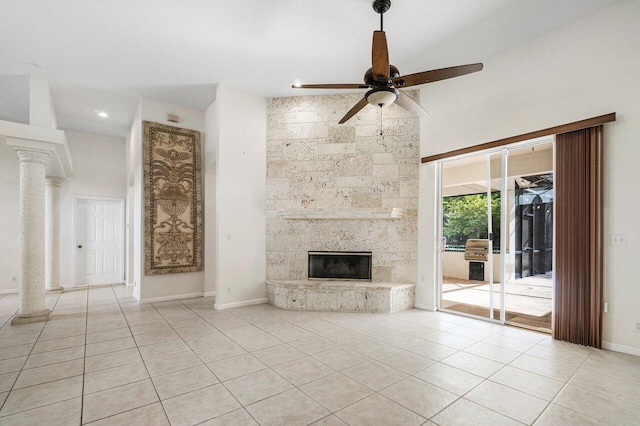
[441,275,552,331]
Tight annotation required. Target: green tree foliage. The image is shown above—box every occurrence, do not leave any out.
[443,192,500,247]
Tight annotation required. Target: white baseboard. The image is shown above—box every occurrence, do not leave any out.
[73,282,125,290]
[0,288,19,295]
[203,291,216,298]
[138,292,208,304]
[602,340,640,357]
[414,303,437,311]
[214,298,268,310]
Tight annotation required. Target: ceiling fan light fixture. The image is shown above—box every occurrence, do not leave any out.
[366,87,398,107]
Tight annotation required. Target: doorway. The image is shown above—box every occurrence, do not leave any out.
[74,197,125,286]
[438,138,553,331]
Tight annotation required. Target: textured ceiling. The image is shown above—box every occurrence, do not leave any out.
[0,0,617,137]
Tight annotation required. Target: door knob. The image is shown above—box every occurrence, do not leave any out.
[77,245,83,248]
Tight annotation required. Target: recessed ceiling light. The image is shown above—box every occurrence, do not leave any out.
[98,111,108,118]
[26,62,41,69]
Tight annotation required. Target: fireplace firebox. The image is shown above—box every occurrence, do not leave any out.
[308,251,372,281]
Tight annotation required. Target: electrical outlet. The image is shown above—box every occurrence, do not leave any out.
[634,320,640,333]
[610,234,628,246]
[227,286,232,294]
[10,275,17,282]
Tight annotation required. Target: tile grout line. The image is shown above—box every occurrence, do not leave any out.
[77,294,163,424]
[0,291,70,418]
[175,298,265,425]
[109,284,172,425]
[3,290,627,426]
[79,286,91,424]
[185,301,451,424]
[177,299,374,423]
[118,300,558,425]
[529,349,615,426]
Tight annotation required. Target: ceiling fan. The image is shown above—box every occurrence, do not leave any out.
[292,0,483,124]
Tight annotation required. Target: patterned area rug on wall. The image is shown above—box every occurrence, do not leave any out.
[143,121,202,275]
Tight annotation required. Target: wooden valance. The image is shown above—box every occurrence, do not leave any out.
[421,112,616,163]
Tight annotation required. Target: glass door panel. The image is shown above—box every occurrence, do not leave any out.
[440,152,501,321]
[504,141,553,331]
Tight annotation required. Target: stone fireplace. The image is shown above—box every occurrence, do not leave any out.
[265,92,419,312]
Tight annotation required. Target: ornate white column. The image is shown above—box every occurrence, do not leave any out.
[45,177,64,292]
[12,148,51,324]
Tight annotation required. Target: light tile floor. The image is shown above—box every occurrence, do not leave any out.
[0,284,638,425]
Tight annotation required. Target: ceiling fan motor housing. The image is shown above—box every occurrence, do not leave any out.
[364,65,400,87]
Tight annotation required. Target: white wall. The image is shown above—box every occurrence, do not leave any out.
[0,137,20,292]
[0,75,30,124]
[214,85,266,309]
[60,130,127,285]
[128,97,206,302]
[29,76,57,129]
[417,161,439,310]
[128,101,143,300]
[418,1,640,354]
[203,99,218,296]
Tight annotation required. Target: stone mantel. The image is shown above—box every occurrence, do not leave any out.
[276,207,415,220]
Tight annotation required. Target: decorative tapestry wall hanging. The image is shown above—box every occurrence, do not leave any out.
[143,121,202,274]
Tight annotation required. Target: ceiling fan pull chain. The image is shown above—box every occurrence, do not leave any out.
[380,106,383,137]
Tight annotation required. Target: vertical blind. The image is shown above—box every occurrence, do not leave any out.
[553,125,603,348]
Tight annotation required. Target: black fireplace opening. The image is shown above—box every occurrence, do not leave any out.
[308,251,372,281]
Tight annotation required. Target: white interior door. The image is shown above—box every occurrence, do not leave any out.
[75,198,124,285]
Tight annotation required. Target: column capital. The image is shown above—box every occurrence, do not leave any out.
[14,147,50,165]
[46,176,65,187]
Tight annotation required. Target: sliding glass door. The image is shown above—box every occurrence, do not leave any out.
[438,138,553,331]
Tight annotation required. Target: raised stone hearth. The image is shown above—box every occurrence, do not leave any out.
[266,280,415,313]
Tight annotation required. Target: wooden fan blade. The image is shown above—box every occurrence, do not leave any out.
[395,91,429,117]
[393,63,483,88]
[372,31,390,82]
[292,84,370,89]
[339,97,369,124]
